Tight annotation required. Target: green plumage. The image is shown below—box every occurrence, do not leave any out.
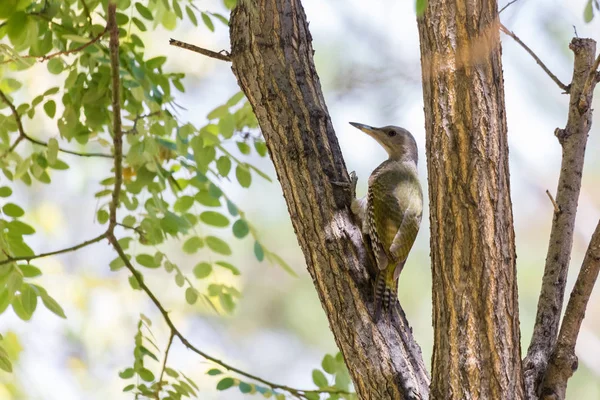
[368,161,423,317]
[348,122,423,318]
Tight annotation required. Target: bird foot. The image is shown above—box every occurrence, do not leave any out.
[331,171,358,199]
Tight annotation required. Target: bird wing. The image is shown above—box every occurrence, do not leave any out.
[367,173,422,271]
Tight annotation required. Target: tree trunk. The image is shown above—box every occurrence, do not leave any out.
[229,1,430,399]
[416,1,524,399]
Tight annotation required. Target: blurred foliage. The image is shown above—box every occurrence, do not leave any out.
[0,0,351,398]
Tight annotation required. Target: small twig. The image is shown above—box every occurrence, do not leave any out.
[155,330,175,399]
[169,39,231,62]
[500,23,570,93]
[124,111,163,135]
[499,0,519,14]
[107,2,123,232]
[540,221,600,399]
[0,233,107,266]
[0,26,108,65]
[546,190,560,213]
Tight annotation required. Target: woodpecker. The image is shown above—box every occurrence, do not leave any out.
[348,122,423,319]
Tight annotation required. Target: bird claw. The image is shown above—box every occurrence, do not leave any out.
[331,171,359,199]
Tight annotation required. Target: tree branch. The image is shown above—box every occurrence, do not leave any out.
[500,23,570,93]
[168,39,231,62]
[0,89,112,159]
[155,330,175,399]
[0,233,107,266]
[539,220,600,399]
[107,235,348,399]
[230,1,430,398]
[0,26,107,65]
[107,2,123,232]
[524,38,598,399]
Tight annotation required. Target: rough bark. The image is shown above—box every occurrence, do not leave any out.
[229,1,430,398]
[416,1,524,398]
[523,39,598,399]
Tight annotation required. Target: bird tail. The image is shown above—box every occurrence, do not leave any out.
[373,266,399,320]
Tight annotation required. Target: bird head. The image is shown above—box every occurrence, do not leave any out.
[349,122,418,164]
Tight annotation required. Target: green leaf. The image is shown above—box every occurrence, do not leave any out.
[97,209,109,224]
[235,165,252,188]
[254,141,268,157]
[47,58,64,74]
[44,100,56,118]
[207,368,222,376]
[183,236,204,254]
[193,262,212,279]
[236,142,251,155]
[322,354,336,374]
[7,220,35,235]
[584,0,594,22]
[122,384,135,392]
[312,369,328,388]
[12,294,32,321]
[201,12,215,32]
[119,368,135,379]
[2,203,24,217]
[215,261,240,275]
[18,264,41,278]
[200,211,229,227]
[46,137,58,164]
[254,241,264,262]
[216,156,232,177]
[0,350,12,373]
[39,290,66,318]
[138,367,155,382]
[219,114,235,138]
[132,16,147,31]
[165,368,179,377]
[20,283,37,316]
[185,5,198,26]
[206,236,232,255]
[239,382,252,393]
[416,0,428,15]
[174,195,194,212]
[232,219,249,238]
[136,254,160,269]
[174,273,185,287]
[135,2,153,20]
[227,92,245,107]
[185,287,198,304]
[216,377,234,391]
[0,187,12,197]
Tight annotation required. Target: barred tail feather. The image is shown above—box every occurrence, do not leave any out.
[373,267,398,320]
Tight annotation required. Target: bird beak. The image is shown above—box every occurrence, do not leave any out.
[349,122,377,135]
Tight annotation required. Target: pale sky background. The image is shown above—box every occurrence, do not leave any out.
[1,0,600,399]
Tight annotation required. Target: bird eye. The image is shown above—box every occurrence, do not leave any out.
[387,130,397,137]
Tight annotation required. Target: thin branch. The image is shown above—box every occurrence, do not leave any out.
[499,23,570,93]
[540,220,600,399]
[0,26,107,65]
[499,0,520,14]
[107,235,349,399]
[546,190,560,213]
[155,330,175,399]
[524,38,598,398]
[0,233,107,266]
[169,39,231,62]
[0,89,112,159]
[124,111,163,135]
[107,2,123,232]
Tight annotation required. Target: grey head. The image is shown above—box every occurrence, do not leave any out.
[349,122,418,164]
